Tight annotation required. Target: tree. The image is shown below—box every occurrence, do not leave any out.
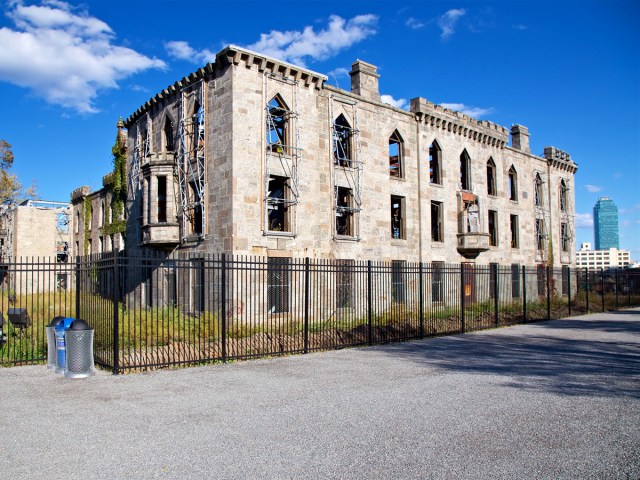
[0,140,38,204]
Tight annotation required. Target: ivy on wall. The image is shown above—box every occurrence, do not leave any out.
[101,125,127,238]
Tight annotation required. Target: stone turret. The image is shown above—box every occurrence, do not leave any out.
[350,60,380,102]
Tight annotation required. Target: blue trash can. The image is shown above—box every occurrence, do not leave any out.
[55,317,74,374]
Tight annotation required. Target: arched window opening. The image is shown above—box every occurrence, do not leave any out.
[389,130,403,178]
[333,114,353,167]
[460,150,471,191]
[487,158,497,196]
[429,141,442,185]
[266,96,289,154]
[508,166,518,201]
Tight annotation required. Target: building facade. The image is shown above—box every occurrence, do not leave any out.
[0,200,72,291]
[117,45,577,268]
[593,196,619,250]
[576,242,630,271]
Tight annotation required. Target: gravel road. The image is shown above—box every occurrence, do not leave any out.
[1,309,639,479]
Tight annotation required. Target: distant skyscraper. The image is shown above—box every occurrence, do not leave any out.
[593,197,619,249]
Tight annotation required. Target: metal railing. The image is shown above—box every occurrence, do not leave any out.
[2,253,639,372]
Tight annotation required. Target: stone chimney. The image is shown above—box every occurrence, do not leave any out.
[510,125,530,154]
[350,60,380,102]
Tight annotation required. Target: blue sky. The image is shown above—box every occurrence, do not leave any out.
[1,0,639,259]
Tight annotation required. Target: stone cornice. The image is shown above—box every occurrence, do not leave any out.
[410,97,509,149]
[125,45,327,127]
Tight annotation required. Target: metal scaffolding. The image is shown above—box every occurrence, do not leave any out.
[263,73,301,234]
[177,82,207,242]
[330,95,362,239]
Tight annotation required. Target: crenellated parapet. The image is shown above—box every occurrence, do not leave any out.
[544,146,578,173]
[125,45,327,127]
[70,186,91,202]
[410,97,509,148]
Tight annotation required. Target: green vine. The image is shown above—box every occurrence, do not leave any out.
[83,196,91,255]
[101,122,127,238]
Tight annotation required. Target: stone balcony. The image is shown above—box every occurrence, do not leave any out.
[456,232,490,260]
[141,223,180,247]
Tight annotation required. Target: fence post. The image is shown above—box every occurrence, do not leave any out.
[629,271,632,308]
[419,262,424,338]
[75,255,81,320]
[304,257,310,354]
[494,265,499,327]
[112,252,119,375]
[546,265,551,320]
[221,253,227,362]
[585,269,590,313]
[567,267,572,317]
[615,269,619,310]
[601,269,605,312]
[460,264,465,333]
[522,266,527,323]
[367,261,373,346]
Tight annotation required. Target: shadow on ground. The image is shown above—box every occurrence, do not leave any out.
[380,314,640,399]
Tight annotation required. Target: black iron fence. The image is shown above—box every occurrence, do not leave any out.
[2,253,640,372]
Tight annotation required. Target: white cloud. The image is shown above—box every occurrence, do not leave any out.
[381,94,409,110]
[512,24,527,31]
[245,14,378,66]
[406,17,425,30]
[0,0,165,113]
[165,40,216,64]
[584,184,602,193]
[438,8,466,40]
[575,213,594,228]
[328,67,349,78]
[440,102,494,118]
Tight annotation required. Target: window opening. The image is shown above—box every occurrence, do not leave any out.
[389,130,403,178]
[487,158,497,196]
[333,114,353,168]
[460,150,471,191]
[534,173,544,207]
[536,218,546,251]
[511,264,521,298]
[561,222,569,252]
[268,257,290,313]
[164,116,174,152]
[391,195,405,239]
[266,96,289,154]
[429,141,442,185]
[537,264,546,297]
[510,214,519,248]
[392,260,406,303]
[266,176,291,232]
[432,261,444,302]
[191,258,205,313]
[335,187,354,237]
[488,210,498,246]
[157,176,167,223]
[559,180,568,212]
[489,263,498,298]
[508,166,518,201]
[431,201,443,242]
[336,260,353,308]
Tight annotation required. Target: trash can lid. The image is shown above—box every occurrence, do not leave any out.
[49,316,65,327]
[70,319,91,330]
[56,317,74,330]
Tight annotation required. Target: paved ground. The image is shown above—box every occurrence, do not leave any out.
[1,309,639,479]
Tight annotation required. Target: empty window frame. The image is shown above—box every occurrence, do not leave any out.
[187,182,203,235]
[429,141,442,185]
[391,195,405,240]
[336,259,354,308]
[561,222,570,252]
[431,201,443,242]
[157,176,167,223]
[510,214,519,248]
[559,180,568,212]
[391,260,406,303]
[432,261,444,303]
[511,263,521,298]
[163,116,174,152]
[536,218,546,251]
[487,158,497,196]
[267,257,290,313]
[508,166,518,201]
[488,210,498,246]
[333,114,353,168]
[266,176,291,233]
[389,130,403,178]
[191,258,205,313]
[335,187,355,237]
[266,95,289,154]
[460,150,472,191]
[534,173,544,207]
